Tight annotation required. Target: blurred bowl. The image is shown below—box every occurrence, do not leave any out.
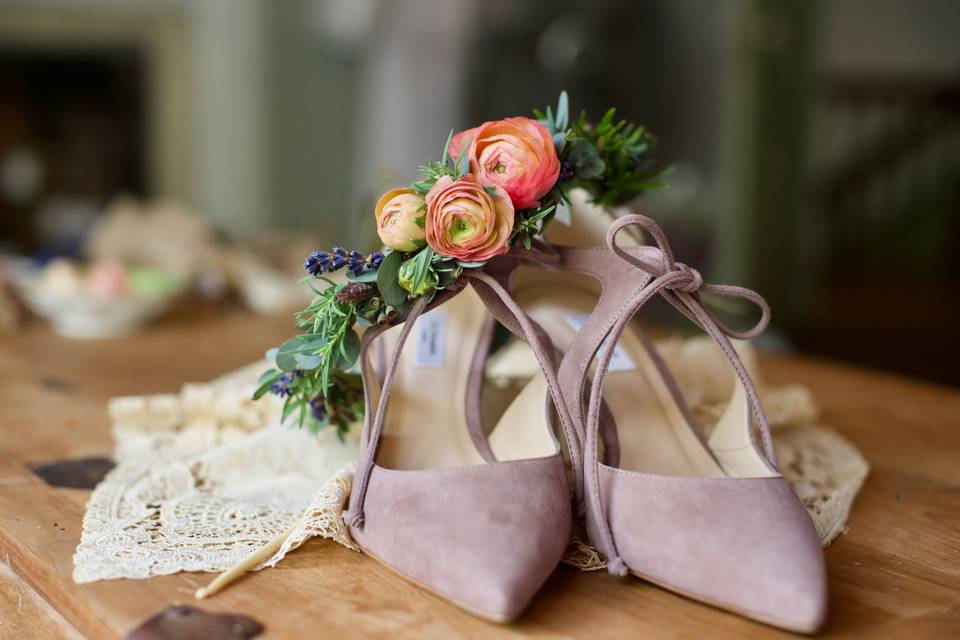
[8,260,183,338]
[20,288,175,338]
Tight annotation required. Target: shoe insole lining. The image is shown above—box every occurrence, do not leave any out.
[512,281,726,478]
[373,286,556,470]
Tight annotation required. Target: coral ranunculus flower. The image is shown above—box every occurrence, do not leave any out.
[375,188,427,252]
[425,175,514,262]
[448,116,560,210]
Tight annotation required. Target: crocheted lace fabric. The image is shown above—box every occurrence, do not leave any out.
[74,340,868,582]
[73,364,359,583]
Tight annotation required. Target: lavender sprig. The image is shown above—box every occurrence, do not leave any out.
[305,247,385,277]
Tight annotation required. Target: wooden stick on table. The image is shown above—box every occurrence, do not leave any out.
[195,523,299,600]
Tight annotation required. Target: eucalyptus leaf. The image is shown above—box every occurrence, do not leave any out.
[294,352,323,370]
[455,259,486,268]
[276,335,326,372]
[336,329,361,369]
[578,157,605,179]
[569,139,606,179]
[265,348,279,365]
[376,250,407,307]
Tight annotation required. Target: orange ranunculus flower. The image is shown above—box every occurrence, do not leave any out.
[424,174,514,262]
[448,116,560,210]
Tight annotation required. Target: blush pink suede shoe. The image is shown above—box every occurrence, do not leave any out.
[343,269,579,622]
[539,213,827,633]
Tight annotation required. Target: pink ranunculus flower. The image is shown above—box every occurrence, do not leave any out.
[424,174,514,262]
[375,187,427,252]
[448,116,560,210]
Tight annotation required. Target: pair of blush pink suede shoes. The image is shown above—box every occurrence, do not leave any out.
[342,214,827,633]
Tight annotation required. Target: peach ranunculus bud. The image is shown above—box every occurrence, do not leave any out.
[375,188,427,252]
[448,116,560,210]
[424,174,514,262]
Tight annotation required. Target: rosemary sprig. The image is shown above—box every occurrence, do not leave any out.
[255,277,363,437]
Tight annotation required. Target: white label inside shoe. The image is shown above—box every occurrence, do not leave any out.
[564,313,636,372]
[413,309,446,368]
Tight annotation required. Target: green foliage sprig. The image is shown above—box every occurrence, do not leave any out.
[536,93,666,207]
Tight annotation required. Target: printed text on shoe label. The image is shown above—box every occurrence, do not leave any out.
[414,309,447,368]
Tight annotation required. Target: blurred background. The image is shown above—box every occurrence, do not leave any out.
[1,0,958,384]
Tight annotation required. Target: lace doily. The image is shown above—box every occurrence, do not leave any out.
[73,368,359,584]
[75,338,868,583]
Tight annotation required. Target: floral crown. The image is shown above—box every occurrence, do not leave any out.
[255,92,664,437]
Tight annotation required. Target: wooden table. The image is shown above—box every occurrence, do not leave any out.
[1,313,959,639]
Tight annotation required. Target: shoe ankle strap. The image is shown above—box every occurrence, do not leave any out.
[600,214,773,461]
[582,213,777,574]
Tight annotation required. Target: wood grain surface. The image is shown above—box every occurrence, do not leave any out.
[1,311,958,639]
